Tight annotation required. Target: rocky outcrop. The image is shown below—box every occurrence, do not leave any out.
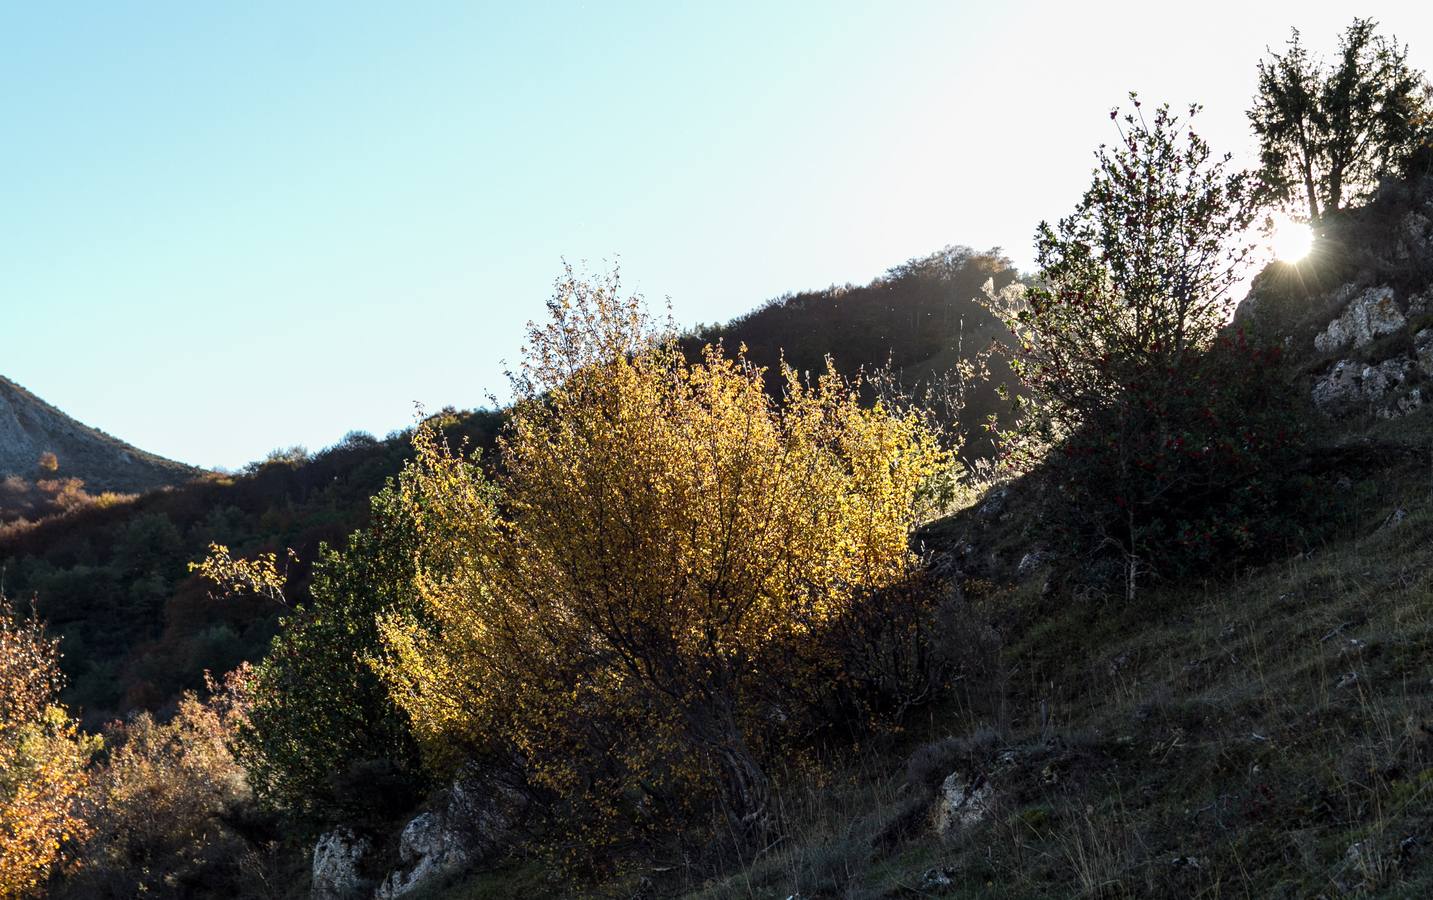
[311,828,376,900]
[1016,547,1055,579]
[1416,327,1433,375]
[373,811,470,900]
[1314,286,1406,354]
[1312,358,1423,417]
[316,774,526,900]
[931,771,994,842]
[1310,327,1433,419]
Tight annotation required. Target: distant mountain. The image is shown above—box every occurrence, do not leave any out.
[0,374,199,497]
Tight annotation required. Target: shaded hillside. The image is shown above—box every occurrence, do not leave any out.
[690,246,1021,459]
[0,374,199,498]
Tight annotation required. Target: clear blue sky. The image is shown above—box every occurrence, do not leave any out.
[4,1,1429,470]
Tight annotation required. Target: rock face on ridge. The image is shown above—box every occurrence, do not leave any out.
[1312,286,1410,354]
[0,374,197,494]
[1236,158,1433,421]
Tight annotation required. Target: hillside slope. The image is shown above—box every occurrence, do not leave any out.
[691,246,1021,459]
[0,409,503,724]
[0,374,198,495]
[426,170,1433,900]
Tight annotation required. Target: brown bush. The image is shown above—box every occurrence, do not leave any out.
[61,666,265,899]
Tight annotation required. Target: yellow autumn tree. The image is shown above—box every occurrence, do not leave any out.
[0,597,93,898]
[375,267,949,858]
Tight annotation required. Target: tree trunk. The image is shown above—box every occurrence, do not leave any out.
[1302,162,1322,224]
[714,739,774,842]
[685,687,776,846]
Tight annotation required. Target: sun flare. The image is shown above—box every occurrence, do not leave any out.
[1268,214,1314,262]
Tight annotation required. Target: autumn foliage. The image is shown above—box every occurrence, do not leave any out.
[0,597,92,898]
[64,667,258,899]
[370,269,949,862]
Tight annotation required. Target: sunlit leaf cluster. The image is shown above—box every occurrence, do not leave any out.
[0,597,93,898]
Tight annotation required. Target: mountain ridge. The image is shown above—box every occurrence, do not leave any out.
[0,373,199,497]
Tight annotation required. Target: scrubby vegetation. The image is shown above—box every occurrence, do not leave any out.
[0,598,93,898]
[0,471,134,530]
[3,14,1433,900]
[0,414,503,723]
[372,270,949,868]
[60,667,266,900]
[987,98,1306,598]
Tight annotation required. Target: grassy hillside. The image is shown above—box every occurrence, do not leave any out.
[427,173,1433,898]
[28,232,1433,898]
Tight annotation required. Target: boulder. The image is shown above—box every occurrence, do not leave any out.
[374,811,470,899]
[1314,286,1405,354]
[920,867,956,890]
[373,776,526,899]
[311,828,375,900]
[1312,358,1419,417]
[931,771,993,841]
[1016,548,1055,579]
[1415,328,1433,375]
[1402,211,1433,262]
[1311,360,1367,412]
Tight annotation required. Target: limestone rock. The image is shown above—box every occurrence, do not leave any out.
[920,867,956,890]
[931,771,993,841]
[1402,211,1433,261]
[311,828,375,900]
[1017,548,1055,579]
[976,487,1009,521]
[373,776,526,899]
[1314,286,1405,354]
[1312,358,1419,416]
[1311,361,1366,412]
[374,812,469,900]
[1415,329,1433,375]
[1381,387,1425,419]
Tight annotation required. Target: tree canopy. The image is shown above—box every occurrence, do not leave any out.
[988,98,1301,599]
[1250,18,1432,223]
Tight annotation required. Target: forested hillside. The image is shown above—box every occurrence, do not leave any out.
[691,246,1020,459]
[0,413,502,723]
